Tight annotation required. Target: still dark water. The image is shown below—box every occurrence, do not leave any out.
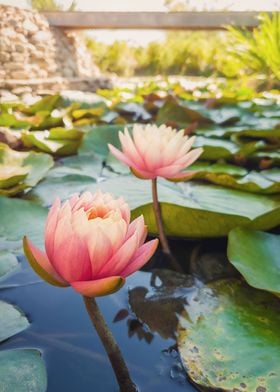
[1,256,197,392]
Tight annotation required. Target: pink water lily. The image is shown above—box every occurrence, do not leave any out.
[108,124,203,181]
[23,191,158,297]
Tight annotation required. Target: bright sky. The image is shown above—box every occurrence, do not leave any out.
[1,0,279,45]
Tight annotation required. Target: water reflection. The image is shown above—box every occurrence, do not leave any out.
[1,257,197,392]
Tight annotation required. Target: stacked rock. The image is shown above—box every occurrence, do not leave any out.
[0,5,109,92]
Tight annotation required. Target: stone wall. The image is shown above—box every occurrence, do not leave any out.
[0,5,111,93]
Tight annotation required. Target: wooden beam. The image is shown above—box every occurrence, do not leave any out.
[42,11,267,30]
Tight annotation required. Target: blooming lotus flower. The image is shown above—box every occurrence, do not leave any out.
[23,191,158,297]
[108,124,203,181]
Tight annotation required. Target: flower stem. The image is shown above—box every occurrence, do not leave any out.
[83,296,137,392]
[151,178,183,273]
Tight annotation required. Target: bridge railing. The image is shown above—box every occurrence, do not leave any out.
[42,11,268,30]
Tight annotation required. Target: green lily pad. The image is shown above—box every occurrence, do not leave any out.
[0,113,32,129]
[189,162,247,177]
[28,164,280,236]
[0,251,18,279]
[0,166,29,189]
[0,349,47,392]
[194,169,280,194]
[48,127,84,141]
[72,105,107,120]
[206,105,243,125]
[228,228,280,297]
[238,128,280,139]
[251,151,280,164]
[156,97,211,127]
[0,143,54,196]
[0,301,29,342]
[27,174,96,206]
[261,168,280,182]
[196,125,280,141]
[177,279,280,391]
[22,130,81,156]
[79,124,133,157]
[0,196,47,249]
[120,179,280,235]
[20,95,61,115]
[193,136,239,160]
[49,154,102,178]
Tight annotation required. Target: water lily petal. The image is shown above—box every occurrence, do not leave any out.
[108,144,134,167]
[23,236,68,287]
[86,226,113,276]
[130,166,154,179]
[51,214,92,282]
[71,276,125,297]
[120,239,159,277]
[126,215,147,246]
[98,230,140,277]
[166,171,196,182]
[155,164,184,177]
[177,135,196,156]
[45,198,60,260]
[175,147,203,168]
[161,131,186,165]
[119,129,145,168]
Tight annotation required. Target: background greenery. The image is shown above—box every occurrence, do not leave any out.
[86,13,280,89]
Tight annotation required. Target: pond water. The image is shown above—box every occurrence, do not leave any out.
[1,254,198,392]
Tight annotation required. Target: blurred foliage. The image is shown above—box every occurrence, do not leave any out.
[29,0,77,11]
[227,13,280,86]
[86,13,280,88]
[86,32,235,78]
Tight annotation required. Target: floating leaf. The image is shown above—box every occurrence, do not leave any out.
[0,349,47,392]
[0,113,32,129]
[61,91,109,107]
[0,251,18,279]
[228,228,280,297]
[196,125,280,141]
[0,167,29,189]
[27,174,96,205]
[0,143,54,196]
[193,169,280,194]
[22,130,81,156]
[115,102,152,121]
[30,173,280,236]
[178,279,280,392]
[189,162,247,177]
[261,168,280,182]
[0,301,29,342]
[49,154,102,178]
[193,136,239,160]
[156,97,211,127]
[0,196,47,249]
[72,104,107,120]
[101,178,280,236]
[22,94,62,114]
[205,104,243,125]
[79,124,133,157]
[48,127,83,141]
